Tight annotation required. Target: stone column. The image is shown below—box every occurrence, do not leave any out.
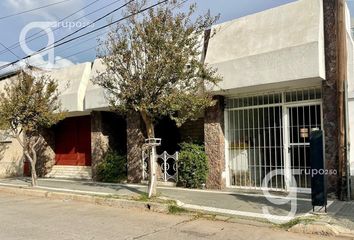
[127,111,145,183]
[322,0,340,197]
[204,96,225,189]
[91,111,109,180]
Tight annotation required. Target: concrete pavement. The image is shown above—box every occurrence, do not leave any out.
[0,178,316,218]
[0,193,346,240]
[0,177,353,236]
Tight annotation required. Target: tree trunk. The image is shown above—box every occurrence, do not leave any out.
[30,145,38,187]
[18,134,40,187]
[140,110,157,198]
[30,161,38,187]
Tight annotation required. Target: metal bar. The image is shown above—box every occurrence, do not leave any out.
[252,108,257,188]
[233,110,236,185]
[263,106,267,188]
[302,106,306,188]
[268,106,272,189]
[273,104,278,190]
[258,107,262,188]
[226,103,282,111]
[164,151,167,182]
[247,108,251,187]
[297,106,301,188]
[290,143,310,146]
[224,108,230,187]
[279,105,284,189]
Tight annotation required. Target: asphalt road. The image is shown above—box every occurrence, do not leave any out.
[0,193,345,240]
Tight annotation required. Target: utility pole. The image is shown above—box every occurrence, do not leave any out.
[337,0,348,200]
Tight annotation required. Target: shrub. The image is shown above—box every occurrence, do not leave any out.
[178,142,208,188]
[96,149,127,183]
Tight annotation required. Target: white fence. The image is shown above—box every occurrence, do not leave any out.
[142,150,179,182]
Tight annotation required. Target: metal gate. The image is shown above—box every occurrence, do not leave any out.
[287,104,322,191]
[142,150,178,182]
[225,88,322,191]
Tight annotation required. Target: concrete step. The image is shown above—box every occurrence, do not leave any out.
[45,166,92,180]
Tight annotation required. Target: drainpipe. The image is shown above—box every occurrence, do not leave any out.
[337,0,348,200]
[345,81,351,200]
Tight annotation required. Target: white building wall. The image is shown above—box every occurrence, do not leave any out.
[46,62,92,114]
[85,59,109,111]
[343,2,354,196]
[205,0,326,93]
[0,75,25,177]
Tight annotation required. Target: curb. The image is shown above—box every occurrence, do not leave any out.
[0,185,169,214]
[289,222,354,238]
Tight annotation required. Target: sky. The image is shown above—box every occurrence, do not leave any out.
[0,0,353,72]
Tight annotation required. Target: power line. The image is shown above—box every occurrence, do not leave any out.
[0,0,128,64]
[0,42,20,59]
[55,0,188,58]
[50,0,133,48]
[36,0,190,68]
[0,0,169,72]
[0,0,125,57]
[0,0,102,56]
[0,0,131,71]
[0,0,73,21]
[55,29,108,55]
[37,46,97,69]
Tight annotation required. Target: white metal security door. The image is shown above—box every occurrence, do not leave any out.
[225,87,323,192]
[286,104,322,192]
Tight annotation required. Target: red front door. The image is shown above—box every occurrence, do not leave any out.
[55,116,91,166]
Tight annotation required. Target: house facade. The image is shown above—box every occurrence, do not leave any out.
[0,0,352,198]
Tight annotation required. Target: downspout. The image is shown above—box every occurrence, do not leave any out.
[338,0,348,200]
[345,81,351,200]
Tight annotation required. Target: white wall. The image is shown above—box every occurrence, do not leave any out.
[85,59,109,111]
[46,62,92,113]
[205,0,326,92]
[0,75,25,177]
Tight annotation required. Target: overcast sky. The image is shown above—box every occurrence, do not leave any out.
[0,0,353,71]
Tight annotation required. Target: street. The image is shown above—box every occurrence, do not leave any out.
[0,193,345,240]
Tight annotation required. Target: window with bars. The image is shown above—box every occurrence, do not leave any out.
[226,87,322,191]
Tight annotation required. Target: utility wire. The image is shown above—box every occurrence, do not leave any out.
[0,0,170,71]
[0,0,73,20]
[55,29,108,55]
[38,0,189,68]
[0,42,20,59]
[0,0,102,56]
[55,0,188,57]
[50,0,133,47]
[0,0,124,57]
[0,0,133,71]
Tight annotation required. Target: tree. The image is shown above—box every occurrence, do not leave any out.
[94,0,221,197]
[0,69,64,186]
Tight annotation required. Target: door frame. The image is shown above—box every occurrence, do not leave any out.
[282,99,323,193]
[224,92,324,192]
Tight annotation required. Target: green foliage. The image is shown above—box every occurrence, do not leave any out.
[94,0,221,127]
[0,70,64,135]
[168,205,188,214]
[96,150,127,183]
[178,142,208,188]
[0,69,64,186]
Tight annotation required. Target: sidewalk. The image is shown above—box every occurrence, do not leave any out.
[0,177,353,234]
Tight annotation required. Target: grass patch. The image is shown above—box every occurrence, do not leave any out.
[279,217,316,229]
[137,193,150,202]
[168,205,189,214]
